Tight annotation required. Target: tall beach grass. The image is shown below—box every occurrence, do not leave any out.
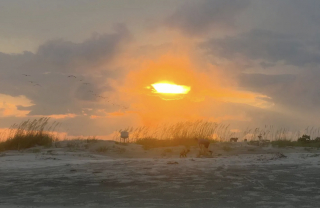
[2,117,320,151]
[114,121,320,149]
[0,117,60,151]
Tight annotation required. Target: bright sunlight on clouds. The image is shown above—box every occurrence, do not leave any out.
[1,0,320,137]
[151,82,191,94]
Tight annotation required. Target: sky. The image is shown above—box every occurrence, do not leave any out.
[1,0,320,138]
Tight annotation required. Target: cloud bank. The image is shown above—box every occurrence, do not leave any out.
[2,1,320,137]
[165,0,250,36]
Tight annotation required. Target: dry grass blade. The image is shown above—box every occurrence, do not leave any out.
[0,117,60,151]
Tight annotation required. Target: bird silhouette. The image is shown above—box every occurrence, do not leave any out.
[68,75,76,78]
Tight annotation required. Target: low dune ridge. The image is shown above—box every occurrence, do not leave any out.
[45,139,320,159]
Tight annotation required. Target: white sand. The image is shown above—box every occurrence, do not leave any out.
[1,141,320,207]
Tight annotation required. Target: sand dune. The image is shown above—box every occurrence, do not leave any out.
[1,141,320,207]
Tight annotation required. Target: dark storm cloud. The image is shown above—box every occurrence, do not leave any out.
[201,29,320,67]
[0,24,131,116]
[165,0,250,36]
[239,73,296,91]
[37,24,131,72]
[199,25,320,117]
[238,71,320,113]
[249,0,320,36]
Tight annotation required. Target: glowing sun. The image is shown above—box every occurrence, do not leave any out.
[151,82,191,94]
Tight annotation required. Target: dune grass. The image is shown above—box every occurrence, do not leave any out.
[86,137,99,143]
[118,120,229,142]
[114,120,222,149]
[0,117,59,151]
[3,118,320,151]
[118,121,320,149]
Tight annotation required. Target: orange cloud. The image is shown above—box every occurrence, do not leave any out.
[116,50,272,127]
[107,111,126,117]
[46,114,77,119]
[0,94,33,117]
[89,110,133,119]
[0,94,79,120]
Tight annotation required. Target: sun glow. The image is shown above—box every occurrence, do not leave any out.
[151,82,191,94]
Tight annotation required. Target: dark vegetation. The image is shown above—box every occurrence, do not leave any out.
[118,121,229,142]
[86,137,99,143]
[2,118,320,151]
[119,122,320,149]
[0,117,59,151]
[119,120,224,149]
[271,135,320,148]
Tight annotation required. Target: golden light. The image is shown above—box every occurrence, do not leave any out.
[151,82,191,94]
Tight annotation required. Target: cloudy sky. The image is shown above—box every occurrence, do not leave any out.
[1,0,320,138]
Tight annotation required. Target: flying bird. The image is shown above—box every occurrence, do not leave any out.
[22,74,30,76]
[68,75,76,78]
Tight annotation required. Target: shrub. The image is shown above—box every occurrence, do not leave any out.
[315,137,320,142]
[298,135,311,143]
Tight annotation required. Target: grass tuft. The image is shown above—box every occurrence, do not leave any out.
[86,137,99,143]
[0,117,58,151]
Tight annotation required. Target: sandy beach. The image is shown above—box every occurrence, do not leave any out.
[1,141,320,208]
[3,1,320,207]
